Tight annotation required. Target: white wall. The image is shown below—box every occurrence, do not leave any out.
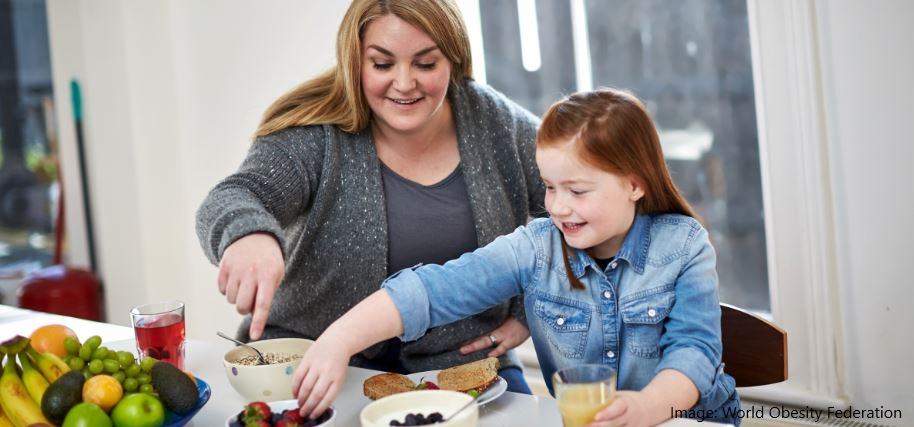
[817,0,914,420]
[45,0,913,421]
[46,0,348,339]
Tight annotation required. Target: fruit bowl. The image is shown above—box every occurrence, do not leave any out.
[360,390,478,427]
[223,338,314,401]
[163,376,211,427]
[224,400,336,427]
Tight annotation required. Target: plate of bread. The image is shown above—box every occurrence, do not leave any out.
[363,357,507,406]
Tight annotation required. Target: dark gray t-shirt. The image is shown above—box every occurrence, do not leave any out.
[381,162,479,273]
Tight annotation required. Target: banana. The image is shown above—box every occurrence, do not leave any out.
[0,354,50,427]
[24,347,69,384]
[16,354,47,406]
[0,404,15,427]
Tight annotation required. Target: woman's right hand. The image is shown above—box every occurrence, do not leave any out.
[218,232,284,340]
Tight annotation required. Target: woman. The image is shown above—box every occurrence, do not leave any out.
[195,0,544,393]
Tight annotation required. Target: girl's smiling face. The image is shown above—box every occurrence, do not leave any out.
[361,14,452,136]
[536,140,645,259]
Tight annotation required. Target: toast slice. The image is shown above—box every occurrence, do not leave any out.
[437,357,500,394]
[363,372,417,400]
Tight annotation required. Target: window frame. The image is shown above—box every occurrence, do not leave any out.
[744,0,845,407]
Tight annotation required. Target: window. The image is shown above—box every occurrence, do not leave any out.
[0,0,58,304]
[477,0,769,313]
[463,0,844,406]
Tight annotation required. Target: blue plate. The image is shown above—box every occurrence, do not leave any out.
[163,376,212,427]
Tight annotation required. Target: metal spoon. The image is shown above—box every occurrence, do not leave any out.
[216,331,267,365]
[443,393,481,423]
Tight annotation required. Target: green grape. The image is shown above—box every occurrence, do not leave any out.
[117,351,136,367]
[139,384,154,394]
[78,345,92,361]
[63,355,73,364]
[81,369,91,380]
[139,356,157,373]
[92,346,109,361]
[467,390,479,398]
[113,371,126,383]
[84,335,102,351]
[136,373,151,385]
[123,378,139,392]
[103,359,120,374]
[64,336,80,355]
[88,359,104,374]
[68,357,85,371]
[125,364,141,378]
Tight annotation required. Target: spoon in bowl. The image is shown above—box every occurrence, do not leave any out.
[216,331,267,365]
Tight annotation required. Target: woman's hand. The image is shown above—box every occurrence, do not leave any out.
[291,338,350,419]
[588,390,652,427]
[459,316,530,357]
[218,232,284,340]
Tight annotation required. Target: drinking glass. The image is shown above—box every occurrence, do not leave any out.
[130,301,186,369]
[553,364,616,427]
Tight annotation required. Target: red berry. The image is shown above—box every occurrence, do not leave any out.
[424,381,439,390]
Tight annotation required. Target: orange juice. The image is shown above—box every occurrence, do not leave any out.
[556,383,614,427]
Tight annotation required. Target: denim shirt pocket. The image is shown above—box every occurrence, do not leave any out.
[534,294,592,359]
[620,287,675,358]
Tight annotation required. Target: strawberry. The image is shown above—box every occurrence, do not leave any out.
[281,409,305,423]
[424,381,439,390]
[242,401,272,424]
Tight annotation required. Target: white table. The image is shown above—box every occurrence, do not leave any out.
[0,305,716,426]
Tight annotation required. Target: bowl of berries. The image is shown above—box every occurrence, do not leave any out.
[360,390,477,427]
[226,400,335,427]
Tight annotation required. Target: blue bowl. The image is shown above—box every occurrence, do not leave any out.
[163,376,211,427]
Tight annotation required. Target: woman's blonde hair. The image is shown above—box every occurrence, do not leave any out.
[256,0,473,137]
[538,88,700,289]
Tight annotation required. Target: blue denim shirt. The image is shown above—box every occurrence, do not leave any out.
[383,214,740,423]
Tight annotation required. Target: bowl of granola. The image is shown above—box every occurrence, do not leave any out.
[223,337,313,401]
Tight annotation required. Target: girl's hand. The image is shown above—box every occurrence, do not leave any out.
[588,390,652,427]
[218,233,284,340]
[459,316,530,357]
[292,337,349,419]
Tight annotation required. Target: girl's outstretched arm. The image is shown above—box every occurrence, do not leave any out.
[292,289,404,419]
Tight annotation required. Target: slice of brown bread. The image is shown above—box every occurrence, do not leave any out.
[437,357,500,393]
[363,372,417,400]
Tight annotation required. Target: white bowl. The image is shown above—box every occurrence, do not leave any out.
[222,337,313,401]
[360,390,478,427]
[224,400,335,427]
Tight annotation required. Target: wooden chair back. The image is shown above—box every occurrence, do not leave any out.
[720,303,788,387]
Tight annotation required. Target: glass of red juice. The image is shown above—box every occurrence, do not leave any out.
[130,301,186,369]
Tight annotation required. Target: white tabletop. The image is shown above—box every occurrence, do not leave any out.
[0,305,716,426]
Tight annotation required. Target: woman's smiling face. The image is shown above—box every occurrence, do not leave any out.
[361,14,452,136]
[537,140,645,259]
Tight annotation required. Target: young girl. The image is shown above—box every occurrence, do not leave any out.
[291,88,740,426]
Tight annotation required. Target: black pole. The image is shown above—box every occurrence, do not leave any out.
[70,79,98,273]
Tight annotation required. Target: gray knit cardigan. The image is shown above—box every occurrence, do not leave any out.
[196,80,545,372]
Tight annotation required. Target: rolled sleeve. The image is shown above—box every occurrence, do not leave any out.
[655,346,716,400]
[381,268,432,342]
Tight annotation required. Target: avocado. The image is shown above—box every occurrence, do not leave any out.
[41,370,85,424]
[150,361,198,415]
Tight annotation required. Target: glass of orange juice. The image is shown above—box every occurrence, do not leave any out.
[553,364,616,427]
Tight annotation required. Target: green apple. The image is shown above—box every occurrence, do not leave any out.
[110,393,166,427]
[62,402,113,427]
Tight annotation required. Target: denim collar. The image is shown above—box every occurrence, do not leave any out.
[567,214,651,278]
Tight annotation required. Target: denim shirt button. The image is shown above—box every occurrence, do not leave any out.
[606,350,615,358]
[610,261,618,269]
[602,290,612,299]
[648,308,657,317]
[556,316,566,326]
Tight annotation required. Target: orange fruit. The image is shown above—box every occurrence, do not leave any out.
[29,324,78,357]
[83,374,124,412]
